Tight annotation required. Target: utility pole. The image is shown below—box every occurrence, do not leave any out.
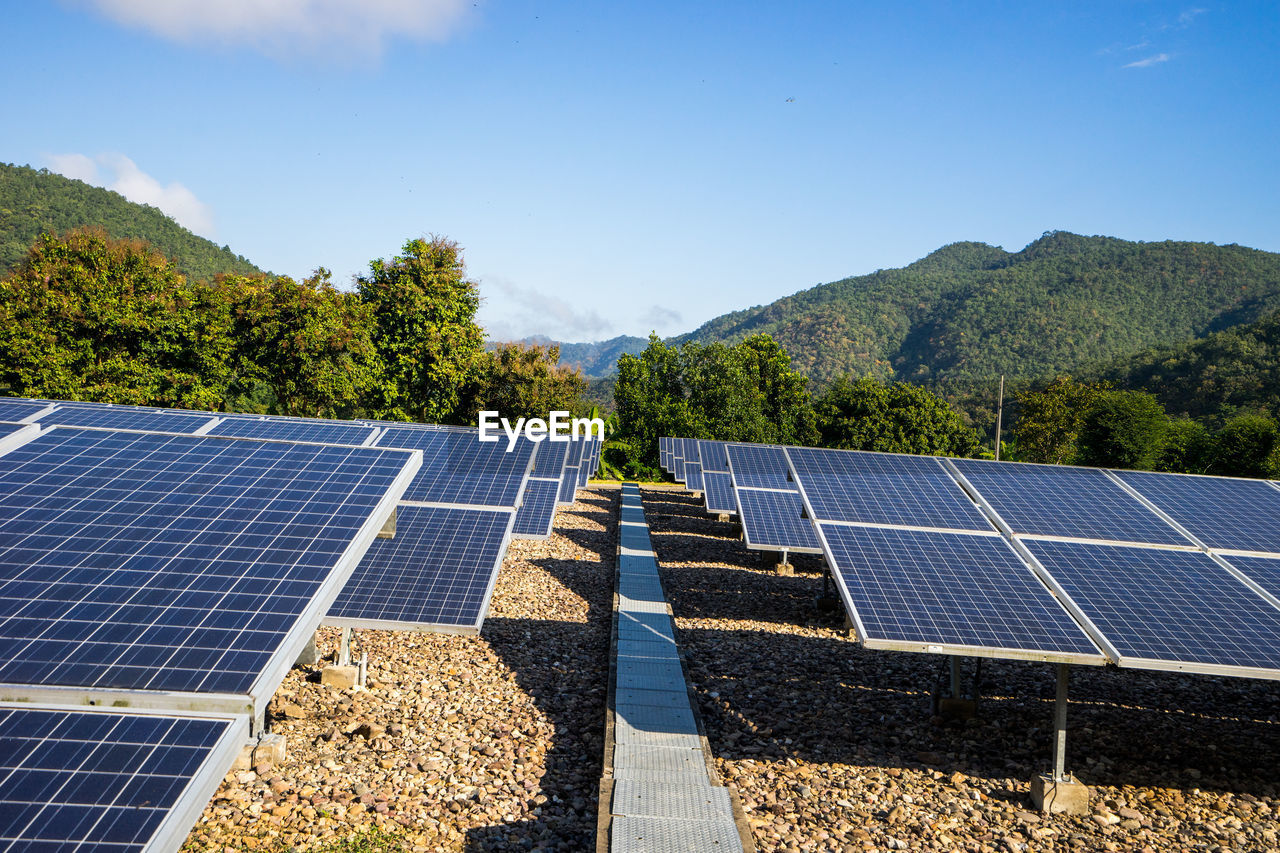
[994,375,1005,461]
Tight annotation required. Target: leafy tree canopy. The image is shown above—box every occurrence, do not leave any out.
[815,376,981,457]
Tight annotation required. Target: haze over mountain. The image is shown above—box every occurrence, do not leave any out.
[1,162,264,281]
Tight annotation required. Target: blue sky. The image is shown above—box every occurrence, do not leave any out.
[4,2,1277,342]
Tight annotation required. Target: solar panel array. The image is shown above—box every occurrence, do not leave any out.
[513,439,571,539]
[207,414,379,447]
[0,397,54,422]
[32,405,219,435]
[695,440,737,515]
[664,435,1280,679]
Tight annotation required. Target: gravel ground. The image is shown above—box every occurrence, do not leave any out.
[642,488,1280,853]
[184,488,617,853]
[185,483,1280,853]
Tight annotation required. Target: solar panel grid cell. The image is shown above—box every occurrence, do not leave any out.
[530,438,570,479]
[823,525,1102,661]
[512,478,561,539]
[1025,539,1280,674]
[725,444,794,491]
[701,472,737,514]
[697,439,729,473]
[327,505,510,631]
[951,458,1191,546]
[1112,469,1280,554]
[34,407,218,435]
[0,428,414,696]
[788,447,990,531]
[0,398,54,421]
[683,461,704,493]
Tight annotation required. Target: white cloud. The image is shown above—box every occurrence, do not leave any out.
[44,152,214,235]
[1123,53,1171,69]
[640,305,682,331]
[1177,8,1207,27]
[480,275,612,342]
[78,0,474,57]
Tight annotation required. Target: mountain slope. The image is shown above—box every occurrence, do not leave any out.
[677,232,1280,390]
[493,334,647,377]
[0,162,265,281]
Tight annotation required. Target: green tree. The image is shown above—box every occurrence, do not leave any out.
[1153,418,1212,474]
[1208,414,1280,478]
[1011,377,1112,464]
[1076,390,1169,470]
[229,269,377,418]
[357,236,484,423]
[459,342,587,423]
[0,228,236,408]
[815,376,981,456]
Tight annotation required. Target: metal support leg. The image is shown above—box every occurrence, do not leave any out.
[1053,663,1069,782]
[339,627,352,667]
[950,656,963,699]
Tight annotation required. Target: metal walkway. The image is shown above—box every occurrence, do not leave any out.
[600,483,749,852]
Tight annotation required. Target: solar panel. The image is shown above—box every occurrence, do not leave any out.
[1112,469,1280,554]
[0,398,54,421]
[327,505,511,633]
[734,488,822,553]
[1220,553,1280,606]
[576,438,593,488]
[684,461,704,493]
[0,704,246,853]
[697,439,729,473]
[531,437,570,479]
[207,415,378,447]
[34,406,218,435]
[950,458,1191,546]
[0,427,417,704]
[725,444,794,491]
[0,422,39,456]
[823,525,1104,663]
[512,478,562,539]
[701,472,737,515]
[375,427,534,509]
[673,438,686,483]
[787,447,990,531]
[1024,539,1280,676]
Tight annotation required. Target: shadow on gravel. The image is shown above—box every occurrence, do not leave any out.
[464,493,618,852]
[680,623,1280,799]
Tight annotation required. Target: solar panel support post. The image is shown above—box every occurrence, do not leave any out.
[1052,663,1068,782]
[339,627,353,667]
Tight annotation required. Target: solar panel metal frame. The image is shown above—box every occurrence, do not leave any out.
[324,504,515,634]
[0,426,421,723]
[1018,538,1280,679]
[0,702,248,853]
[816,524,1107,665]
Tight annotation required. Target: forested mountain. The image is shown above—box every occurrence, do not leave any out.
[675,232,1280,391]
[0,162,265,281]
[499,334,647,377]
[1088,309,1280,422]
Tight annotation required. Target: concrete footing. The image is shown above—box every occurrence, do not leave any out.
[233,733,287,771]
[775,561,794,576]
[321,664,360,689]
[1031,773,1090,815]
[715,513,731,523]
[293,633,320,667]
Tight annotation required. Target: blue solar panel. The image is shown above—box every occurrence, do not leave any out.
[208,416,378,447]
[576,438,593,488]
[35,406,217,434]
[531,438,570,479]
[0,398,52,421]
[735,489,822,553]
[673,439,686,482]
[558,457,580,504]
[788,447,990,531]
[1222,553,1280,604]
[725,444,794,491]
[1113,469,1280,554]
[0,704,243,852]
[0,428,415,696]
[697,439,729,473]
[376,427,533,508]
[0,423,31,442]
[823,526,1102,661]
[952,458,1190,545]
[513,478,561,539]
[702,471,737,514]
[684,461,704,493]
[1026,539,1280,673]
[328,505,510,631]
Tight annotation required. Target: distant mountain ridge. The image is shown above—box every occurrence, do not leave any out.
[675,231,1280,390]
[0,162,265,281]
[490,334,648,378]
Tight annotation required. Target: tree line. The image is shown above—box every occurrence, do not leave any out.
[0,229,585,423]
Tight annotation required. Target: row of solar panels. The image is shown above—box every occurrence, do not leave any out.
[0,395,599,852]
[659,436,1280,682]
